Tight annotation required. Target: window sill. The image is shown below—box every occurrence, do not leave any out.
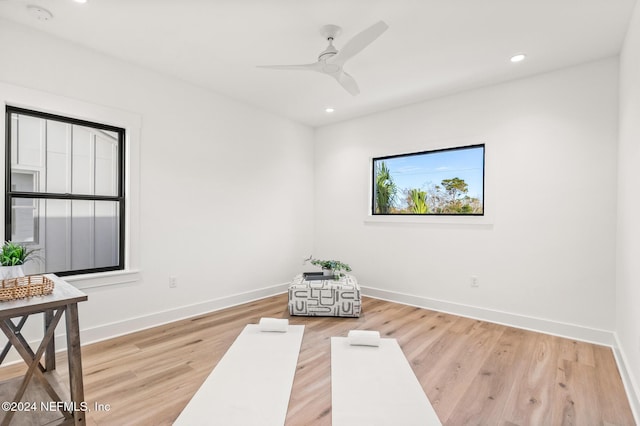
[63,269,141,290]
[364,214,493,228]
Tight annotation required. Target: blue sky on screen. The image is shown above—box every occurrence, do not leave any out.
[378,146,484,200]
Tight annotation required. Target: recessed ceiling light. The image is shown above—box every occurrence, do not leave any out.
[325,107,335,113]
[27,5,54,21]
[510,53,526,63]
[73,0,88,3]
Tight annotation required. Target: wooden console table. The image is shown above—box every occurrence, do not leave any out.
[0,275,87,425]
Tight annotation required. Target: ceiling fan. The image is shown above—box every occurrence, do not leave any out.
[258,21,389,96]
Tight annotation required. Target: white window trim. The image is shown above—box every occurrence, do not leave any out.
[64,269,141,289]
[364,214,493,227]
[0,81,141,288]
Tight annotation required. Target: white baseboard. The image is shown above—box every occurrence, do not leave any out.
[613,333,640,424]
[361,285,615,345]
[78,282,291,346]
[10,282,612,356]
[2,282,290,365]
[75,282,615,347]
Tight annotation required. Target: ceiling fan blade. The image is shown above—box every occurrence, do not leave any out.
[257,62,323,72]
[332,20,388,66]
[333,71,360,96]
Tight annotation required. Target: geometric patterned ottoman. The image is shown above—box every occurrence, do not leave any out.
[288,274,361,317]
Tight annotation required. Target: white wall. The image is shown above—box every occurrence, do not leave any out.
[0,19,315,344]
[617,0,640,415]
[314,59,619,340]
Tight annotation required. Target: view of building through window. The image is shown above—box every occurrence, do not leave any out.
[372,144,484,215]
[5,106,125,276]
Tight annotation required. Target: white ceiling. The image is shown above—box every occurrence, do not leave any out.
[0,0,636,127]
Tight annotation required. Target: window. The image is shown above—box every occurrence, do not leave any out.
[372,144,484,216]
[5,106,125,276]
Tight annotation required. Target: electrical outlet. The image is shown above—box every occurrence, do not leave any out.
[470,275,479,287]
[169,276,177,288]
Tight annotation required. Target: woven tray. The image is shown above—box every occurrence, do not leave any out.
[0,275,55,302]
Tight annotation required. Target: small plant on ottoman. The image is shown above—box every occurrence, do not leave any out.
[305,255,352,278]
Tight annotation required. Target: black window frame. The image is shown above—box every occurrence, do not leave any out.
[5,105,126,276]
[372,143,485,216]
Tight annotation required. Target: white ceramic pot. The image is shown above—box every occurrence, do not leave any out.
[0,265,25,280]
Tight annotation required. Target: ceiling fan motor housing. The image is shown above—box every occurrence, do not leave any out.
[318,24,341,61]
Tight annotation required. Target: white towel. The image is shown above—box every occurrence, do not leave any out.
[347,330,381,347]
[259,317,289,332]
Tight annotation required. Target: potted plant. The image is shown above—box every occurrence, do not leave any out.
[306,256,352,278]
[0,241,38,280]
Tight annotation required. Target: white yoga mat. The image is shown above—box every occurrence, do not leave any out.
[175,324,304,426]
[331,336,442,426]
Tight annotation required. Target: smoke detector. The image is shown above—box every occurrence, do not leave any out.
[27,5,53,21]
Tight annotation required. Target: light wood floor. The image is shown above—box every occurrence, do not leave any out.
[0,294,635,425]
